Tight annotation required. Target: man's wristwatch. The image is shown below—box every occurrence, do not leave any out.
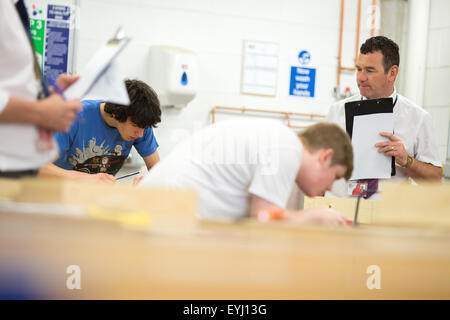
[402,155,413,168]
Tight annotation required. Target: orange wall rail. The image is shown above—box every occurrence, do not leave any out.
[211,106,325,129]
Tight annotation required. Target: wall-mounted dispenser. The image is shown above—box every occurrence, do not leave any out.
[148,46,198,108]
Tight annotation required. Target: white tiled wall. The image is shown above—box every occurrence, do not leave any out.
[424,0,450,164]
[72,0,449,163]
[74,0,375,158]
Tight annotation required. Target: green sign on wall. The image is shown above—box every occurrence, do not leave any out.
[29,18,45,69]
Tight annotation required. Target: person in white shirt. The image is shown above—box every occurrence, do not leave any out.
[327,36,442,197]
[140,119,354,226]
[0,0,81,178]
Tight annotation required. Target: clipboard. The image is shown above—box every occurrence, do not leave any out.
[64,27,131,100]
[345,98,396,178]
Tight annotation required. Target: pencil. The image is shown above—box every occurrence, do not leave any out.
[116,170,142,180]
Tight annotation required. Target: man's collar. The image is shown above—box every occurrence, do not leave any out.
[389,87,397,99]
[361,87,397,100]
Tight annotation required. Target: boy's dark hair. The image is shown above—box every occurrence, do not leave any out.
[360,36,400,73]
[104,79,161,128]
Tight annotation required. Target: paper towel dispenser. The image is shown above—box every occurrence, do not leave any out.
[148,46,198,108]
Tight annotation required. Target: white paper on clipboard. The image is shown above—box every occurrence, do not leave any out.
[350,112,394,180]
[82,62,130,105]
[65,27,131,105]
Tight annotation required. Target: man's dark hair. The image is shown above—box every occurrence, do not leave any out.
[104,79,161,128]
[360,36,400,73]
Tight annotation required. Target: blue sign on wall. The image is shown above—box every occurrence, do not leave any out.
[289,66,316,98]
[298,50,311,65]
[44,5,71,84]
[47,4,71,20]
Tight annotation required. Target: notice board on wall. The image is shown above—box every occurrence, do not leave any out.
[240,40,279,97]
[25,0,76,84]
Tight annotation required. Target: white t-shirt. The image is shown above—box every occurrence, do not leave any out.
[140,119,303,220]
[326,88,442,197]
[0,0,57,171]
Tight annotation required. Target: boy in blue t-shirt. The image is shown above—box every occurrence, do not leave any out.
[38,79,161,183]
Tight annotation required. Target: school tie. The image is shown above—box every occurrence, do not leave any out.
[359,178,378,199]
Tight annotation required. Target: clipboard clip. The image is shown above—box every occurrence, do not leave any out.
[108,26,128,45]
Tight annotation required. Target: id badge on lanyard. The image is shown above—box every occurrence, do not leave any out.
[347,181,367,196]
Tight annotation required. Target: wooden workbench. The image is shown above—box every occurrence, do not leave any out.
[0,179,449,299]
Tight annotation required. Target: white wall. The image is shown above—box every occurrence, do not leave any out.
[423,0,450,164]
[380,0,409,94]
[74,0,375,158]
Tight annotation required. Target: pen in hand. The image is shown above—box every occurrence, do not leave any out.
[48,77,83,121]
[48,78,67,100]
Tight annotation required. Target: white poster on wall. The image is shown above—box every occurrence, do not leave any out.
[241,40,279,97]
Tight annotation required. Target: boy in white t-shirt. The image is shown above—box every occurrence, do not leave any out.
[140,119,354,226]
